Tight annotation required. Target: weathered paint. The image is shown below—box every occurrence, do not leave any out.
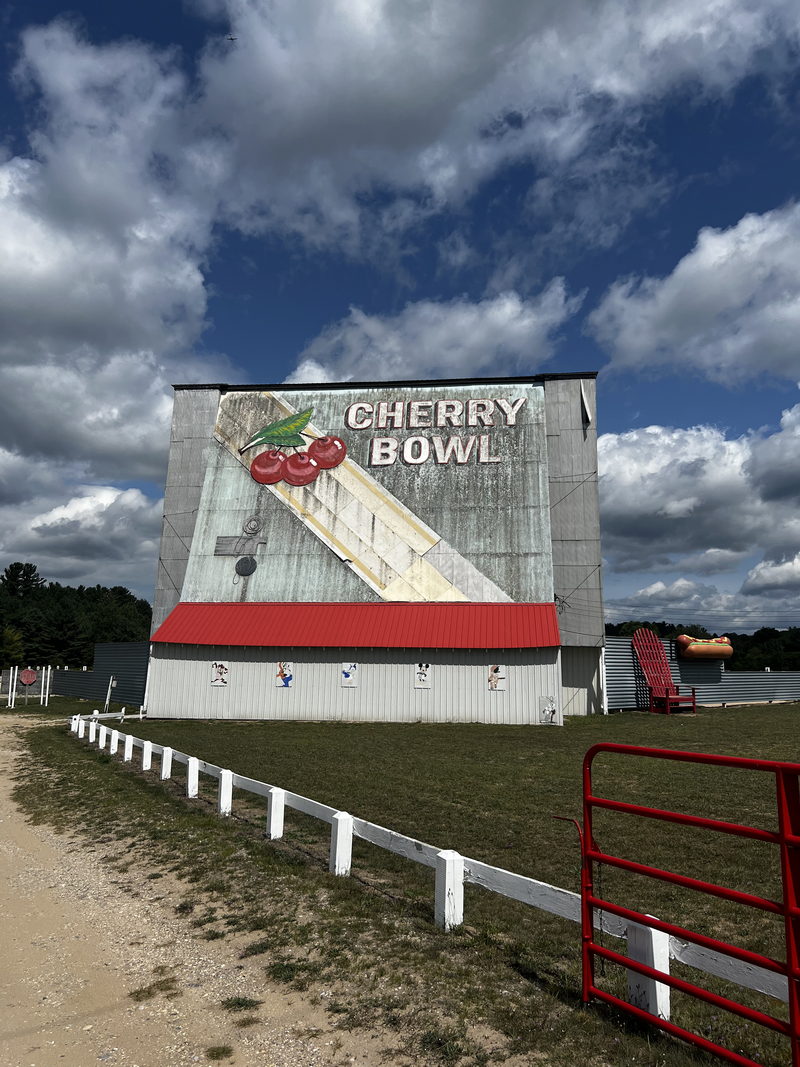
[153,388,222,630]
[544,377,603,650]
[147,643,562,724]
[435,850,465,930]
[159,380,556,611]
[330,812,354,876]
[627,919,671,1019]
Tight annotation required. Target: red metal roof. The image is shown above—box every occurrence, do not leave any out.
[151,602,560,649]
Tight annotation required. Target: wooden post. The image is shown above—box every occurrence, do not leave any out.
[123,734,134,762]
[142,740,153,771]
[98,726,108,749]
[88,720,97,744]
[70,715,79,733]
[187,757,199,798]
[626,918,671,1020]
[267,787,286,839]
[109,730,119,755]
[77,717,86,738]
[435,849,464,930]
[330,812,353,876]
[218,769,233,816]
[160,746,173,781]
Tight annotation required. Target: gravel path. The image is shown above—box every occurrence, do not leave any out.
[0,716,387,1067]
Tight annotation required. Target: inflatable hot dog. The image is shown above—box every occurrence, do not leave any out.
[675,634,733,660]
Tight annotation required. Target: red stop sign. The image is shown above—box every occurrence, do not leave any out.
[20,669,37,686]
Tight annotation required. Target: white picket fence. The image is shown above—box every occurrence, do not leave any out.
[69,712,788,1023]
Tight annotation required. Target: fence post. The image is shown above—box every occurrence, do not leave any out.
[109,730,119,755]
[160,747,173,781]
[70,715,79,733]
[330,812,353,876]
[142,740,152,771]
[626,918,671,1020]
[123,734,134,762]
[77,718,86,739]
[187,757,199,798]
[267,787,285,839]
[88,720,97,744]
[218,769,233,816]
[98,725,108,749]
[435,849,464,931]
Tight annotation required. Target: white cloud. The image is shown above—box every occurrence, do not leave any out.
[590,203,800,383]
[604,577,800,631]
[285,283,581,383]
[191,0,800,247]
[599,406,800,624]
[1,486,163,595]
[0,23,236,597]
[673,548,750,575]
[742,552,800,594]
[746,397,800,502]
[599,423,758,569]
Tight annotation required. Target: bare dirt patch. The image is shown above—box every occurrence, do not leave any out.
[0,715,389,1067]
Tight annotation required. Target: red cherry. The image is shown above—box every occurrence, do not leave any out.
[282,452,321,486]
[307,436,347,469]
[250,450,287,484]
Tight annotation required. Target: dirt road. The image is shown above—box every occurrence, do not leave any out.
[0,716,385,1067]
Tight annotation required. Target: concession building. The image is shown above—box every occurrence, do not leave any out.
[147,374,604,722]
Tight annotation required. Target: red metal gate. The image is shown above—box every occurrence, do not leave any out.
[581,742,800,1066]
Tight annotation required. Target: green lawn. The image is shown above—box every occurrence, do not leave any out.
[12,699,800,1066]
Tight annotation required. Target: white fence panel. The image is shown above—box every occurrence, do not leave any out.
[70,714,791,1018]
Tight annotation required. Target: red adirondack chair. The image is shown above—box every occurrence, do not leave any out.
[631,628,697,715]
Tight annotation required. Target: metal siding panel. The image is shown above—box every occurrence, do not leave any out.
[561,646,602,716]
[544,379,604,649]
[148,645,561,724]
[50,641,149,705]
[604,635,800,708]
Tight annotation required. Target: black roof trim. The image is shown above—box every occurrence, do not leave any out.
[172,372,598,392]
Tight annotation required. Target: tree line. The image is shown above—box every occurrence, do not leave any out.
[0,562,152,669]
[605,619,800,672]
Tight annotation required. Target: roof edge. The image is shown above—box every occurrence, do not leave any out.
[172,372,598,393]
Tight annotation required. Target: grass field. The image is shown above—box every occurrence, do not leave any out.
[11,700,800,1066]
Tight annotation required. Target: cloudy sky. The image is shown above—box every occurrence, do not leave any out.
[2,0,799,630]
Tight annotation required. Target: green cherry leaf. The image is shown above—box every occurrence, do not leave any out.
[241,408,314,453]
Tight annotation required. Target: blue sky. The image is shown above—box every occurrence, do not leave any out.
[1,1,799,631]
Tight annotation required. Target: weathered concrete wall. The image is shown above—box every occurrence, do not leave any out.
[152,387,222,631]
[178,381,555,606]
[544,378,603,649]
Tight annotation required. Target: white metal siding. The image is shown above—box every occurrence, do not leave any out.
[560,646,602,716]
[148,645,562,725]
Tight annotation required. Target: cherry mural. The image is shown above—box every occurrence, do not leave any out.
[240,408,347,489]
[307,435,347,468]
[282,452,322,486]
[250,449,288,484]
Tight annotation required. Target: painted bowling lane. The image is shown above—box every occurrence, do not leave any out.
[213,390,512,603]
